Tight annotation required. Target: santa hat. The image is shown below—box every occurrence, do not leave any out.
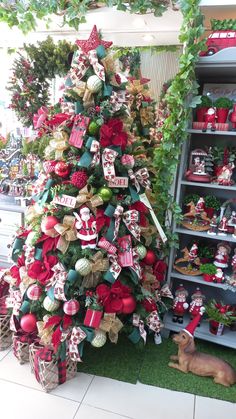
[183,312,204,337]
[175,284,188,297]
[191,288,205,301]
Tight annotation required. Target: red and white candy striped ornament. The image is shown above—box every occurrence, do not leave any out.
[63,299,80,316]
[27,284,43,301]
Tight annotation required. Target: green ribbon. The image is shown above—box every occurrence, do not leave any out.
[34,248,43,261]
[11,237,24,262]
[20,300,30,314]
[57,340,67,362]
[67,269,80,284]
[129,186,140,203]
[96,45,106,59]
[33,179,55,206]
[128,327,141,344]
[78,151,93,168]
[75,101,84,114]
[47,287,55,301]
[103,84,113,97]
[104,204,116,242]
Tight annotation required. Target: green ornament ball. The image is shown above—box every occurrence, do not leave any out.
[97,186,113,202]
[135,244,147,260]
[88,121,100,136]
[91,330,107,348]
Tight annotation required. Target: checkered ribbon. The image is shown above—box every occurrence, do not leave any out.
[132,314,147,343]
[102,148,118,182]
[6,288,22,331]
[90,139,100,167]
[13,330,37,357]
[128,168,151,192]
[146,310,161,334]
[98,237,117,254]
[50,263,67,301]
[68,326,87,362]
[71,49,105,81]
[34,347,67,384]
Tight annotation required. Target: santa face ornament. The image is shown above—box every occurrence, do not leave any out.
[74,206,97,249]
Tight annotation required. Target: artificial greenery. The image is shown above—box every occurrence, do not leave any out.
[211,19,236,31]
[0,1,176,33]
[153,0,205,235]
[198,244,215,260]
[211,146,236,166]
[8,36,75,127]
[205,300,236,326]
[183,194,199,206]
[204,195,221,210]
[200,263,217,275]
[197,95,212,108]
[214,97,233,109]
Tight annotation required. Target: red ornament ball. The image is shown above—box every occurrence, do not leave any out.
[20,313,37,333]
[41,215,59,232]
[54,161,70,178]
[71,171,88,189]
[121,295,136,314]
[63,299,80,315]
[142,250,157,266]
[43,160,57,174]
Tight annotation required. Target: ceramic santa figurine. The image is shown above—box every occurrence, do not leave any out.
[212,268,225,283]
[207,214,218,235]
[74,206,97,249]
[216,163,235,186]
[214,243,230,269]
[218,216,228,236]
[202,107,217,132]
[172,284,189,324]
[189,288,205,324]
[195,197,205,215]
[228,211,236,226]
[193,157,206,175]
[188,242,198,264]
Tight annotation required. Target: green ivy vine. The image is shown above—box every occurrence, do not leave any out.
[153,0,205,247]
[0,1,178,33]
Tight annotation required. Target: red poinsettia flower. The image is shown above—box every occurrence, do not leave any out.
[100,118,128,151]
[96,280,131,313]
[27,255,58,285]
[141,298,157,313]
[153,260,167,282]
[96,208,111,233]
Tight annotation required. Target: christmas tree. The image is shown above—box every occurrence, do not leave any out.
[4,27,172,363]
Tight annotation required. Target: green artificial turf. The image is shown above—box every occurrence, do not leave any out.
[77,334,236,402]
[139,337,236,403]
[77,334,144,384]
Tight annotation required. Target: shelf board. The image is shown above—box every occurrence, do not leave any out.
[170,271,228,290]
[164,312,236,349]
[181,180,236,191]
[187,129,236,136]
[175,227,236,243]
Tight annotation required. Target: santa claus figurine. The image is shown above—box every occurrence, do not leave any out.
[207,214,218,235]
[172,284,189,324]
[195,197,205,215]
[218,216,228,236]
[188,242,198,264]
[202,107,217,132]
[214,243,230,269]
[189,288,205,324]
[74,206,97,249]
[212,268,225,283]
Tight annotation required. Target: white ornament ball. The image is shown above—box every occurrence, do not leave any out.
[135,244,147,260]
[63,299,80,315]
[43,296,60,312]
[91,330,107,348]
[25,231,39,246]
[86,75,103,93]
[75,258,92,276]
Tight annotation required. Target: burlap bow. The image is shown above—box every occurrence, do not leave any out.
[133,313,147,343]
[76,185,104,209]
[45,130,68,160]
[82,251,109,288]
[99,313,123,343]
[140,106,154,126]
[128,168,151,192]
[68,326,87,362]
[140,225,156,246]
[54,215,78,254]
[37,319,54,346]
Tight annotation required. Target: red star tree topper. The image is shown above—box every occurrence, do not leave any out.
[76,25,113,53]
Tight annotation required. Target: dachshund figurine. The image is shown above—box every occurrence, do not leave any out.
[169,315,236,387]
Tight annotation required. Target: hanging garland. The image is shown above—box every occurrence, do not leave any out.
[0,1,178,33]
[8,37,75,127]
[153,0,205,247]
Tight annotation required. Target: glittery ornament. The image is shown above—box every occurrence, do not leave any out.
[54,161,70,178]
[97,186,113,202]
[121,295,136,314]
[91,330,107,348]
[76,25,112,54]
[75,258,92,276]
[121,154,135,169]
[88,121,100,136]
[43,296,60,312]
[135,244,147,260]
[87,75,103,93]
[43,160,57,174]
[63,299,80,315]
[143,250,157,266]
[71,171,88,189]
[20,313,37,333]
[27,284,43,301]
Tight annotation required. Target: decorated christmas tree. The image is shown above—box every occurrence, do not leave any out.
[3,27,172,368]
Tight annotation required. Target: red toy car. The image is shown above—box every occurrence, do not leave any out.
[199,30,236,56]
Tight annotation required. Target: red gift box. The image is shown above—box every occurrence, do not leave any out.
[117,235,133,267]
[69,115,90,148]
[192,122,229,131]
[84,309,103,328]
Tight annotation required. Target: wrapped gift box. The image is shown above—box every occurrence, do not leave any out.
[84,308,103,328]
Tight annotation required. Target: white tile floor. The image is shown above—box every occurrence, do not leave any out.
[0,348,235,419]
